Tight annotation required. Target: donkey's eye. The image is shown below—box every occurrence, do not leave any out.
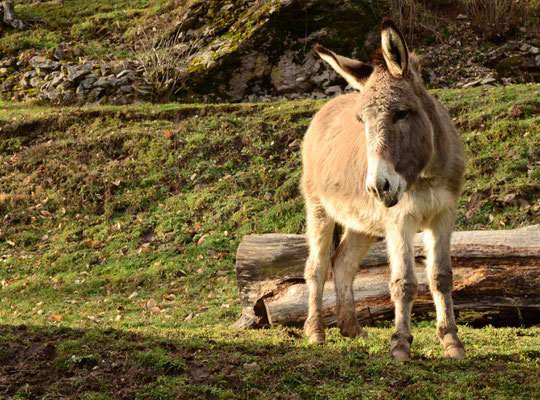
[356,113,363,123]
[393,110,408,124]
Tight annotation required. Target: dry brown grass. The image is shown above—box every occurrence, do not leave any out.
[462,0,535,42]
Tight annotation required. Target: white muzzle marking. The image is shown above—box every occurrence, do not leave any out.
[366,155,405,207]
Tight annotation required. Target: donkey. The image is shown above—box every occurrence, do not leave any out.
[301,19,466,360]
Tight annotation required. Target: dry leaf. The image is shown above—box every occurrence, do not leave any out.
[49,314,63,321]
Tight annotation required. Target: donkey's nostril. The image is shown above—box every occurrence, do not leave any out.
[382,179,390,192]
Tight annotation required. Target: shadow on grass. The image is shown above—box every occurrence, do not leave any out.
[1,323,539,399]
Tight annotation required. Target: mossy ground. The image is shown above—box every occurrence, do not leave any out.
[0,84,539,398]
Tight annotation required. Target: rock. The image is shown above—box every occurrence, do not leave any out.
[29,56,60,71]
[94,76,118,88]
[116,69,134,79]
[246,94,258,102]
[49,71,66,87]
[114,77,129,88]
[264,192,273,201]
[0,78,16,93]
[53,47,65,61]
[271,50,313,94]
[311,69,330,87]
[119,85,133,93]
[66,63,92,82]
[495,55,539,82]
[47,89,62,101]
[480,76,497,85]
[79,74,99,90]
[62,91,75,103]
[520,43,531,52]
[76,84,88,98]
[462,79,482,88]
[111,95,133,105]
[228,52,272,100]
[57,80,75,92]
[89,86,105,99]
[530,46,540,55]
[0,58,16,68]
[30,76,43,88]
[324,85,342,96]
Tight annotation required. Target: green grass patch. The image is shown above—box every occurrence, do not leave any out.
[1,0,171,57]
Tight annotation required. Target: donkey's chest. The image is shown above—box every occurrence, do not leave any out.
[321,184,455,236]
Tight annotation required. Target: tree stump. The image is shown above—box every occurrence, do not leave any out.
[231,225,540,329]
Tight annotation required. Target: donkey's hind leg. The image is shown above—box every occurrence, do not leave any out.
[424,210,466,359]
[333,229,374,339]
[304,197,335,344]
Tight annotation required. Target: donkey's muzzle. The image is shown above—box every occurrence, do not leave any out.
[366,156,405,208]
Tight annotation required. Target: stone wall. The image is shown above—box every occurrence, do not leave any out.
[0,46,152,105]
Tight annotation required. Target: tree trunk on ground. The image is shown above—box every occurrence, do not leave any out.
[231,225,540,329]
[1,1,24,30]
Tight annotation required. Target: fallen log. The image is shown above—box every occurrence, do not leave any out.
[231,225,540,329]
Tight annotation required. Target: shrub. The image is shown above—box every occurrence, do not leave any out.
[367,0,442,46]
[462,0,534,42]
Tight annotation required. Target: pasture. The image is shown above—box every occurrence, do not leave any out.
[0,84,539,399]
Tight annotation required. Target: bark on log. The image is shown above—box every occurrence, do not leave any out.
[231,225,540,329]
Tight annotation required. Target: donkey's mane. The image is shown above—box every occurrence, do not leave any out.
[371,48,386,67]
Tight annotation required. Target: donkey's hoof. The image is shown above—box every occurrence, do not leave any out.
[440,332,466,360]
[339,321,368,340]
[391,347,411,361]
[444,343,466,360]
[305,316,325,344]
[307,332,325,344]
[390,334,412,361]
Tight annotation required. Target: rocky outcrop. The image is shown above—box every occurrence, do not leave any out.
[164,0,375,101]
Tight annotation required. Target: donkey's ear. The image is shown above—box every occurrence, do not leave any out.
[314,44,373,91]
[381,18,409,78]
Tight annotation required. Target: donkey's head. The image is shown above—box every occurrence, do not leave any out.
[314,19,434,207]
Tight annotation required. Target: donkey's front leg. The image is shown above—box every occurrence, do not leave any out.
[304,200,335,344]
[424,210,466,359]
[386,219,418,361]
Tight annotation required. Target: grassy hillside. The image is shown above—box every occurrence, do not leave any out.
[0,84,539,398]
[2,0,172,57]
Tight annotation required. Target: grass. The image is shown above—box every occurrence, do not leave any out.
[1,0,172,58]
[0,84,539,398]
